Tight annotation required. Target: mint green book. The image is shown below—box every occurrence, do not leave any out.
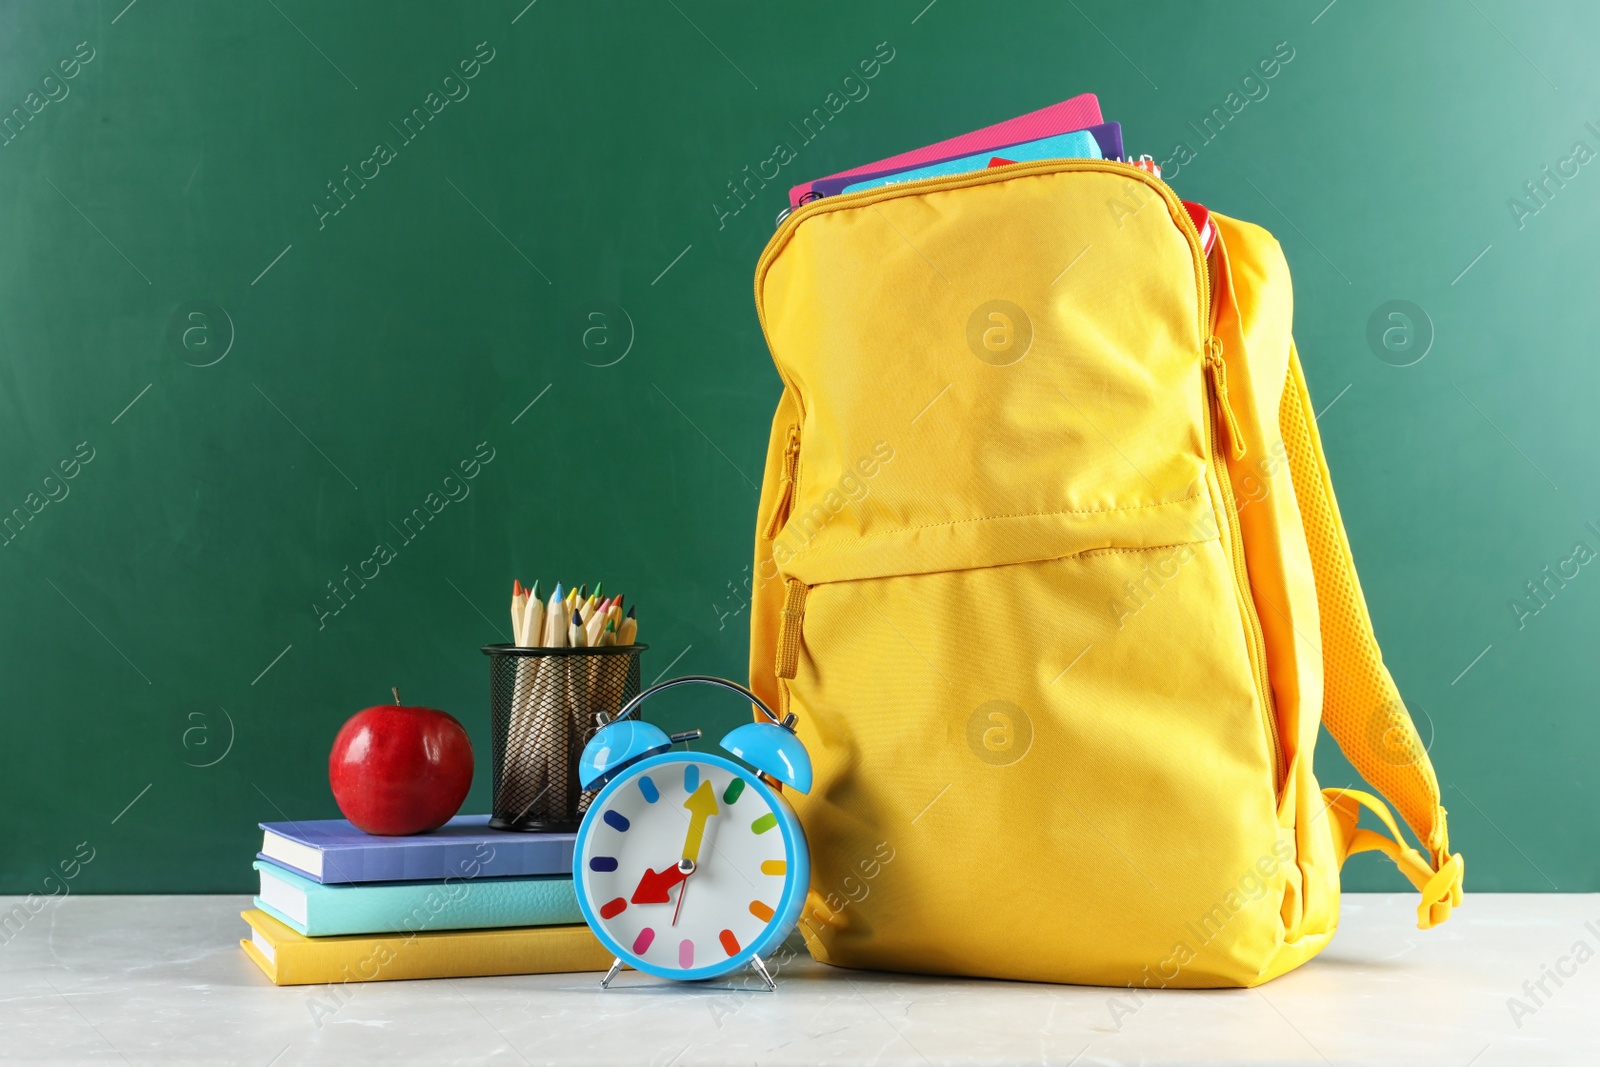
[253,859,583,937]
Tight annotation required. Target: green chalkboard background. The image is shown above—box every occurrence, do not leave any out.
[1,0,1594,895]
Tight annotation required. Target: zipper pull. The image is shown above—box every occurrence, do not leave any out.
[763,427,801,540]
[1205,337,1248,461]
[775,579,809,680]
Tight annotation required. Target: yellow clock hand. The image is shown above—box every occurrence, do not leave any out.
[680,780,720,864]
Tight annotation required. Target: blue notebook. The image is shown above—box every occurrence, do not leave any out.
[257,815,575,885]
[253,860,583,936]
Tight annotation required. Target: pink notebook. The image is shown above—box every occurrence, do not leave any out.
[788,93,1103,207]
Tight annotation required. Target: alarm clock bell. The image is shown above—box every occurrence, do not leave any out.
[579,676,812,793]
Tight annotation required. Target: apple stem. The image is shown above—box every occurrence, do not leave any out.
[392,687,401,705]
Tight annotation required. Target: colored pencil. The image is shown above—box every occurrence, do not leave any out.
[584,605,608,646]
[521,581,544,648]
[511,581,527,645]
[567,609,587,648]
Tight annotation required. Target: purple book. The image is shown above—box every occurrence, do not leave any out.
[257,815,575,885]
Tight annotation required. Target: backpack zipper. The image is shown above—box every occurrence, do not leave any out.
[1202,339,1284,792]
[763,425,802,540]
[755,157,1284,792]
[1162,180,1281,795]
[1204,338,1248,461]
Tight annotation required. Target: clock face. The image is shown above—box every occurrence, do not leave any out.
[576,753,801,979]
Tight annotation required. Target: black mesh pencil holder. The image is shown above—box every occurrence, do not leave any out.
[481,644,647,832]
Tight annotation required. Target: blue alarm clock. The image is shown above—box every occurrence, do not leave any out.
[573,676,812,990]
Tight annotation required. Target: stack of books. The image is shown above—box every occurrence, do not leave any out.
[240,814,613,986]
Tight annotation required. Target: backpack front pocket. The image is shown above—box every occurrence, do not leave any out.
[771,493,1284,985]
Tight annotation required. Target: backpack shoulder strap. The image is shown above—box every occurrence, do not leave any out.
[1279,346,1464,928]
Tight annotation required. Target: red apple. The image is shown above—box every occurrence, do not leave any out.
[329,692,474,835]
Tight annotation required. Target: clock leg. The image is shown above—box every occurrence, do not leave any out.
[749,954,776,992]
[600,957,624,989]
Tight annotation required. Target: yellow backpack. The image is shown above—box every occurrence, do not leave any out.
[747,158,1464,988]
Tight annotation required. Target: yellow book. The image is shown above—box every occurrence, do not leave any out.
[239,909,613,986]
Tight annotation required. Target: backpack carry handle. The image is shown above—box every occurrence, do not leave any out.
[603,674,783,727]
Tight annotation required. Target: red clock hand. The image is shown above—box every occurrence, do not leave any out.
[630,858,695,905]
[672,869,692,926]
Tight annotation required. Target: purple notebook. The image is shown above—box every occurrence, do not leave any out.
[257,815,575,885]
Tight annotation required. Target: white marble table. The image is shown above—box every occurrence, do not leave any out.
[1,893,1594,1065]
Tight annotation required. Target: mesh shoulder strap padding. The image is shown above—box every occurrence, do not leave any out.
[1280,345,1464,928]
